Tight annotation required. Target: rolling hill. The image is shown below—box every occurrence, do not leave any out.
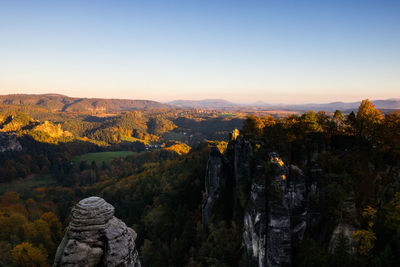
[0,94,173,113]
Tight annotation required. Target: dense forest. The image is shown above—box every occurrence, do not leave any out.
[0,99,399,266]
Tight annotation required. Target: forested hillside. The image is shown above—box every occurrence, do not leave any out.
[0,99,399,266]
[0,94,172,113]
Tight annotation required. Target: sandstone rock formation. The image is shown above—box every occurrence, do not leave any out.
[202,131,321,267]
[328,223,356,255]
[0,132,22,152]
[202,146,225,225]
[53,196,141,267]
[265,153,291,267]
[243,164,267,266]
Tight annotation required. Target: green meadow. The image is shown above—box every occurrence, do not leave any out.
[72,151,137,166]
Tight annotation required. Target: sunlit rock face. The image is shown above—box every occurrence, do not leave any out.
[53,197,141,267]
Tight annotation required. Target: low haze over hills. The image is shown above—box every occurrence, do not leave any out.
[168,99,238,109]
[169,98,400,112]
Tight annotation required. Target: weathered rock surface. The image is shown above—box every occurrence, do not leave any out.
[243,164,266,266]
[328,223,356,255]
[287,165,308,241]
[203,131,322,267]
[328,195,358,255]
[53,196,141,267]
[243,153,293,267]
[265,153,291,267]
[0,132,22,152]
[202,133,254,225]
[202,146,225,225]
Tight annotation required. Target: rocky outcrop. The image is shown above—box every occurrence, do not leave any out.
[328,195,358,255]
[243,164,267,266]
[203,132,322,267]
[265,153,291,267]
[202,134,254,225]
[0,133,22,152]
[328,223,356,255]
[287,165,308,241]
[243,153,294,267]
[53,197,141,267]
[202,146,225,224]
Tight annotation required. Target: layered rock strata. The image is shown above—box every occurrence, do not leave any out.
[53,196,141,267]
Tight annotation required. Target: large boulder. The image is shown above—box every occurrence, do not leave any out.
[53,197,141,267]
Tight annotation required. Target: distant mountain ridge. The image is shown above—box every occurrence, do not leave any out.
[168,98,400,112]
[1,94,398,113]
[262,98,400,112]
[0,94,172,113]
[168,99,238,108]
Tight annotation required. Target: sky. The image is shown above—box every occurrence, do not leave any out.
[0,0,399,104]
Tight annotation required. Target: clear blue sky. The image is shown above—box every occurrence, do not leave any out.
[0,0,399,104]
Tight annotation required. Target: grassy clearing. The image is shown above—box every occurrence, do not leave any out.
[219,113,236,117]
[72,151,137,166]
[0,175,55,194]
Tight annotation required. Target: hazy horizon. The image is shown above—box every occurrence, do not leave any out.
[1,0,399,104]
[1,91,399,106]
